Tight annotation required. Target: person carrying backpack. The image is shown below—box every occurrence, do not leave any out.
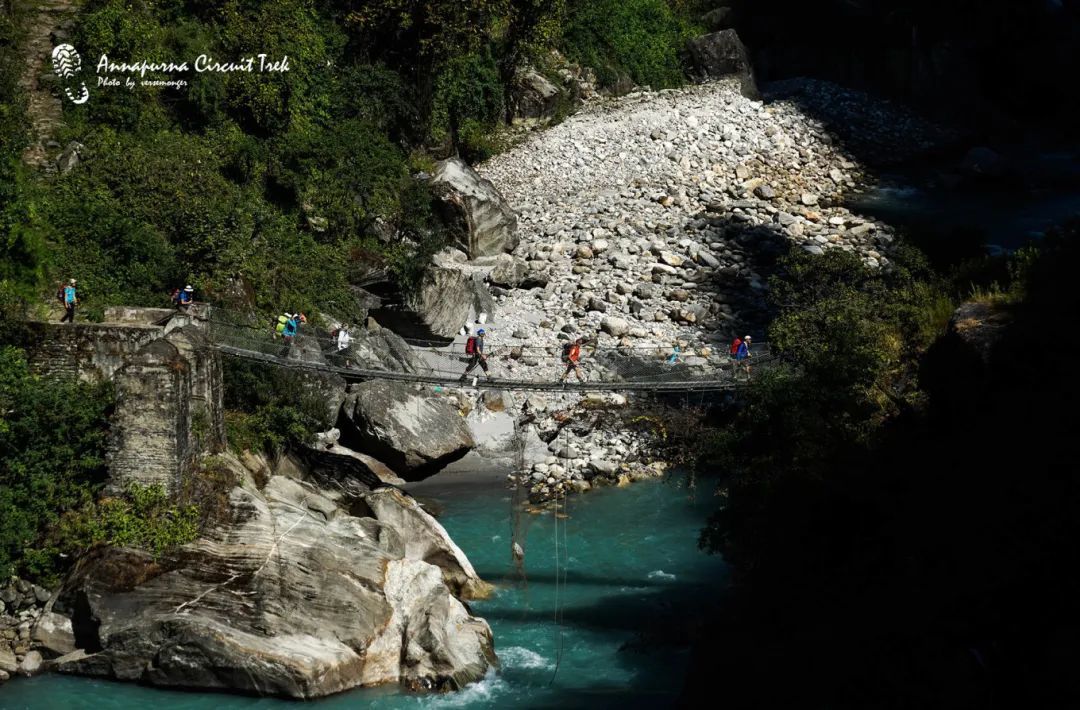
[667,341,682,365]
[560,337,586,383]
[459,328,489,383]
[275,313,290,338]
[177,285,194,311]
[282,314,299,345]
[60,279,78,323]
[729,336,743,361]
[735,335,752,379]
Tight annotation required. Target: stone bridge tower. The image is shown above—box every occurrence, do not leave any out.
[22,307,225,495]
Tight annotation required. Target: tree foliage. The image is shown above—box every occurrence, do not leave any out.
[0,348,114,583]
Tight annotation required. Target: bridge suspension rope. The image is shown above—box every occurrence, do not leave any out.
[198,307,773,394]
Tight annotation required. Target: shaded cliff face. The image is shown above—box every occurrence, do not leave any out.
[729,0,1080,139]
[56,454,496,698]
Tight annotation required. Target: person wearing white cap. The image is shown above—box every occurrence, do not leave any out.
[178,284,194,311]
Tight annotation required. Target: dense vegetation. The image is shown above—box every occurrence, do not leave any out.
[686,224,1080,706]
[0,0,717,584]
[0,0,712,326]
[0,347,207,585]
[222,358,336,455]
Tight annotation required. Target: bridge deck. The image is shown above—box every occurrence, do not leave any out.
[207,310,767,393]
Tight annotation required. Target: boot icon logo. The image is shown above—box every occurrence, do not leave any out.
[51,44,90,105]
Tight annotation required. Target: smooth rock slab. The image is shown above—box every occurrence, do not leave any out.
[56,464,495,698]
[341,380,475,480]
[430,158,518,258]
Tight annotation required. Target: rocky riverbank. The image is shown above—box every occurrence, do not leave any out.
[15,451,497,698]
[429,76,945,502]
[0,578,65,685]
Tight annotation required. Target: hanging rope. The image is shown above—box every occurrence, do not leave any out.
[549,421,570,685]
[510,401,530,585]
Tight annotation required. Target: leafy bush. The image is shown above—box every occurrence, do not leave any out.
[561,0,699,89]
[429,49,505,152]
[223,358,332,455]
[57,483,201,561]
[0,347,114,583]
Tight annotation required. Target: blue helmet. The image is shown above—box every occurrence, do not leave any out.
[477,328,486,335]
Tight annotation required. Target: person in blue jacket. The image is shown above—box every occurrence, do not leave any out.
[283,314,299,344]
[283,313,306,345]
[60,279,78,323]
[735,335,752,379]
[178,285,194,310]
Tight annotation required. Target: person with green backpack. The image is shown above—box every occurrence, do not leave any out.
[275,313,291,339]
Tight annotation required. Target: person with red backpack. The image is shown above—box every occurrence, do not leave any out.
[459,328,489,383]
[560,337,586,383]
[734,335,752,379]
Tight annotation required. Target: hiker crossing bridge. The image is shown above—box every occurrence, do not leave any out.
[203,309,770,393]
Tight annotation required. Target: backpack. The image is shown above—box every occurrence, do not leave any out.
[729,338,742,356]
[465,336,478,354]
[56,286,65,303]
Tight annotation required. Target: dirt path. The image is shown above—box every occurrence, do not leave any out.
[18,0,78,167]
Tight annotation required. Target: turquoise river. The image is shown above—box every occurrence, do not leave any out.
[0,472,727,709]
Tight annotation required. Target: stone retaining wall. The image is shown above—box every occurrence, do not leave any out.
[22,319,224,495]
[22,321,163,382]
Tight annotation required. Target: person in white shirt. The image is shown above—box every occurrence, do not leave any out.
[336,325,351,351]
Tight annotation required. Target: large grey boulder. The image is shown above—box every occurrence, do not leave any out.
[56,458,495,698]
[687,30,760,99]
[488,253,529,288]
[31,611,76,657]
[409,251,496,337]
[346,328,426,373]
[364,487,492,599]
[0,645,17,674]
[430,158,519,258]
[510,69,564,122]
[17,650,43,677]
[340,380,475,480]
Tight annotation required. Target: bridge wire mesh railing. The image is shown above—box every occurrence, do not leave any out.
[200,308,773,392]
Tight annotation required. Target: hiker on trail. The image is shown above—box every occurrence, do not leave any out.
[735,335,752,379]
[459,328,489,382]
[173,285,194,311]
[560,337,586,383]
[667,341,682,365]
[335,324,352,367]
[336,324,351,351]
[283,313,305,345]
[275,313,291,339]
[60,279,78,323]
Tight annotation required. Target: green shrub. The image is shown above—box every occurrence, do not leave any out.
[561,0,699,89]
[0,347,114,583]
[58,483,201,560]
[223,358,332,455]
[429,49,505,151]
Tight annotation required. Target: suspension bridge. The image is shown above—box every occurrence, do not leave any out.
[201,309,770,393]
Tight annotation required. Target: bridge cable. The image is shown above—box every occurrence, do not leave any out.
[549,419,570,685]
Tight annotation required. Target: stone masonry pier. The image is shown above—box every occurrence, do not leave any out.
[22,307,224,495]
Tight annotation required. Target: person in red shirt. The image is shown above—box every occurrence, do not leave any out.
[560,337,585,383]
